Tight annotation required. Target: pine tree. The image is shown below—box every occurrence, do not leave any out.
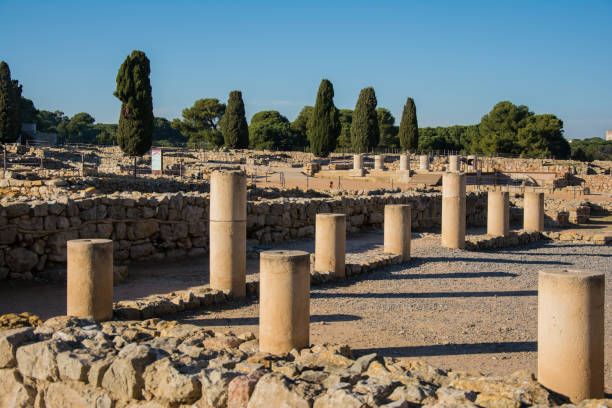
[0,61,22,143]
[220,90,249,148]
[114,51,154,161]
[307,79,340,157]
[398,97,418,151]
[350,87,379,153]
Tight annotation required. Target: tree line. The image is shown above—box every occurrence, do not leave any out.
[1,53,598,161]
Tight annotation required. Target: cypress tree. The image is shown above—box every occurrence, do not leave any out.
[114,50,153,161]
[0,61,22,143]
[220,90,249,148]
[307,79,340,157]
[350,87,379,153]
[398,97,418,151]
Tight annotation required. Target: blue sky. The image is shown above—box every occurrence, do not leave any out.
[1,1,611,139]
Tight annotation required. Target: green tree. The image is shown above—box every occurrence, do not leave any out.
[307,79,340,157]
[0,61,22,143]
[477,101,532,155]
[350,87,379,153]
[517,114,569,158]
[249,110,293,150]
[153,117,187,146]
[570,137,612,161]
[172,98,225,148]
[19,97,38,124]
[336,109,353,151]
[220,91,249,148]
[376,107,398,149]
[37,110,68,133]
[114,50,154,161]
[398,97,418,151]
[60,112,96,143]
[291,106,313,150]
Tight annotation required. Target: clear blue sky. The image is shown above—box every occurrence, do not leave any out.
[1,1,611,140]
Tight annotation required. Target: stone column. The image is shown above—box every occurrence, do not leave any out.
[538,269,605,402]
[441,172,466,249]
[67,239,113,321]
[353,154,363,170]
[384,204,411,261]
[419,155,429,171]
[524,191,544,232]
[487,190,509,236]
[374,155,384,170]
[210,170,247,297]
[399,154,410,171]
[259,250,310,354]
[314,213,346,278]
[448,155,460,172]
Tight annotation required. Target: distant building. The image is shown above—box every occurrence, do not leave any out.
[607,130,612,141]
[19,123,57,146]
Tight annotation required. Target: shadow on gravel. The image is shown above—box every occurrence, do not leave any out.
[311,290,537,299]
[366,271,519,280]
[353,341,537,357]
[184,313,361,326]
[414,256,572,266]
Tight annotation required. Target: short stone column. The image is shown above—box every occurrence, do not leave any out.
[353,154,363,170]
[419,155,429,171]
[441,172,466,249]
[399,154,410,171]
[524,191,544,232]
[210,170,247,297]
[384,204,411,261]
[67,239,113,321]
[259,250,310,354]
[487,190,509,236]
[448,155,460,172]
[374,155,384,170]
[314,213,346,278]
[538,269,605,402]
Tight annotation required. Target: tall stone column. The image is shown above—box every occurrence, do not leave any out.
[441,172,466,249]
[353,154,363,170]
[448,155,460,172]
[419,155,429,171]
[210,170,247,297]
[67,239,113,321]
[259,250,310,354]
[384,204,411,261]
[524,191,544,231]
[399,154,410,171]
[487,190,509,236]
[538,269,605,402]
[374,155,384,170]
[314,213,346,278]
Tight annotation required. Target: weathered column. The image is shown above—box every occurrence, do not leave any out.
[524,191,544,232]
[399,154,410,171]
[210,170,247,297]
[487,190,509,236]
[353,154,363,170]
[374,155,384,170]
[448,155,460,172]
[259,250,310,354]
[441,172,466,249]
[538,269,605,402]
[314,213,346,278]
[384,204,411,261]
[419,155,429,171]
[67,239,113,321]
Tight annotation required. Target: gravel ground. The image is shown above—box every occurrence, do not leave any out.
[177,233,612,392]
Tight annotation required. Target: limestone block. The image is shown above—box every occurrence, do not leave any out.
[0,368,36,408]
[101,343,156,399]
[0,327,35,368]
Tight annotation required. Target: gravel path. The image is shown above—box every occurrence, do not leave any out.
[177,234,612,391]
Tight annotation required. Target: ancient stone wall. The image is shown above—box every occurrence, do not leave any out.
[0,192,488,279]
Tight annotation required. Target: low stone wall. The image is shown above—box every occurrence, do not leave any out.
[0,316,587,408]
[0,192,488,279]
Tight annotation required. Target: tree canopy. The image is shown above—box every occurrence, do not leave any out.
[350,87,379,153]
[570,138,612,161]
[172,98,225,148]
[220,91,249,149]
[376,107,398,149]
[336,109,353,151]
[249,110,294,150]
[398,97,418,151]
[291,106,313,150]
[114,50,154,156]
[307,79,340,157]
[0,61,22,143]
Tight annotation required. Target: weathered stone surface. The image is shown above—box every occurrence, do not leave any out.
[227,370,266,408]
[247,372,322,408]
[101,343,156,399]
[57,350,94,382]
[44,382,112,408]
[16,339,64,381]
[143,358,202,405]
[0,368,36,408]
[200,368,242,408]
[6,248,38,273]
[0,327,35,368]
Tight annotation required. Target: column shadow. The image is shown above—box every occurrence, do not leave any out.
[352,341,537,357]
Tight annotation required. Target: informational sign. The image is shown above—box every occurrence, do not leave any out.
[151,148,163,175]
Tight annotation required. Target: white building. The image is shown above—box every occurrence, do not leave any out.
[606,130,612,141]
